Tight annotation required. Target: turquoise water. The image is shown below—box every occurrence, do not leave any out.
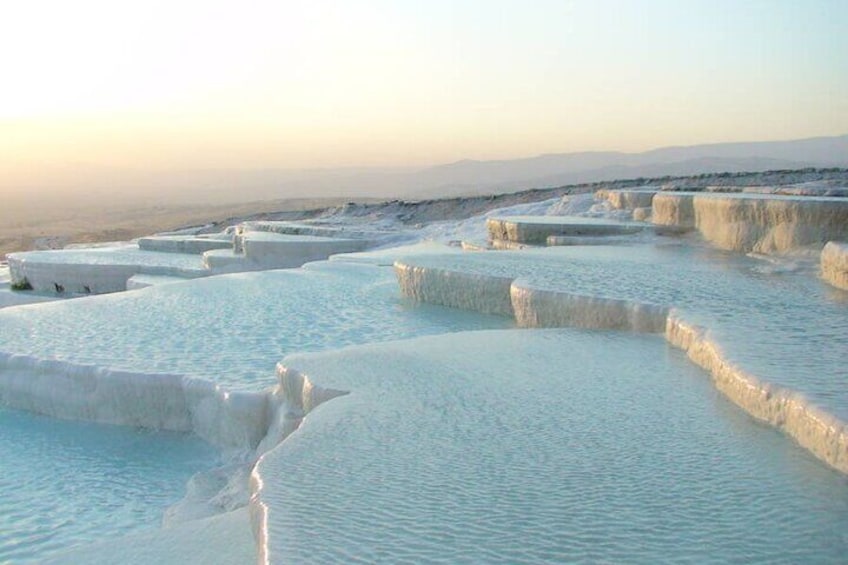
[1,238,846,563]
[398,243,848,421]
[7,246,206,269]
[0,408,219,563]
[257,329,848,563]
[0,262,511,390]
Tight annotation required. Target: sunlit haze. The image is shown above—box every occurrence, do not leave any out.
[1,0,847,191]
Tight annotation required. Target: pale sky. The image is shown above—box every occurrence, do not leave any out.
[1,0,847,179]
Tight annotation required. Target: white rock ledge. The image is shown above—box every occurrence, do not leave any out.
[395,261,848,474]
[240,233,370,270]
[394,261,515,316]
[487,216,648,244]
[250,363,348,565]
[665,314,848,474]
[7,249,207,294]
[652,193,696,228]
[821,241,848,290]
[0,352,270,452]
[511,281,669,333]
[137,235,233,255]
[595,188,658,210]
[652,193,848,254]
[205,234,372,273]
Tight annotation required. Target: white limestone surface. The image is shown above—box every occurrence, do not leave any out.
[415,193,597,245]
[632,206,652,221]
[0,354,269,450]
[460,240,490,251]
[653,192,848,253]
[546,234,648,247]
[595,188,657,210]
[394,244,848,472]
[395,262,515,316]
[137,234,233,255]
[242,220,389,241]
[202,249,248,272]
[821,241,848,290]
[491,239,529,250]
[252,330,848,563]
[239,232,371,269]
[652,192,696,228]
[510,282,668,332]
[487,215,647,244]
[126,274,193,290]
[328,241,463,267]
[7,246,207,294]
[204,233,374,273]
[0,264,57,308]
[741,181,848,197]
[0,261,510,448]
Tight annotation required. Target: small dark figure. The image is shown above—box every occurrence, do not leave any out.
[54,283,64,293]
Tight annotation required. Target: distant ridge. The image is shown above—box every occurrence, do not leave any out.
[408,135,848,197]
[3,134,846,203]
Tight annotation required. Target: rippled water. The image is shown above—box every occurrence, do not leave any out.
[0,262,511,390]
[258,329,848,563]
[7,246,206,269]
[2,237,846,563]
[399,242,848,420]
[0,408,219,563]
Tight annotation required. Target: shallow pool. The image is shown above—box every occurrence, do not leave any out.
[0,408,219,563]
[0,262,511,391]
[397,242,848,421]
[256,329,848,563]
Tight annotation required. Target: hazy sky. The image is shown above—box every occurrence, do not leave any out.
[2,0,847,180]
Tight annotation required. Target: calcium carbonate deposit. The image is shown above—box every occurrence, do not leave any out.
[0,176,846,564]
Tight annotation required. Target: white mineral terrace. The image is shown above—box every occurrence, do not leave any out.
[242,220,390,241]
[0,258,507,382]
[821,241,848,290]
[233,231,370,270]
[649,192,848,254]
[0,188,847,563]
[394,243,848,474]
[0,264,57,309]
[253,330,848,563]
[137,234,234,255]
[486,215,672,245]
[125,274,194,290]
[6,221,382,294]
[206,230,370,273]
[6,247,208,294]
[594,187,658,210]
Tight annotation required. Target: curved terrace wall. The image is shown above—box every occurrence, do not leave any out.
[394,259,848,474]
[7,250,207,294]
[595,189,657,210]
[138,236,233,255]
[821,242,848,290]
[652,193,848,254]
[652,193,696,228]
[8,256,136,294]
[394,262,514,316]
[0,353,270,451]
[487,217,648,245]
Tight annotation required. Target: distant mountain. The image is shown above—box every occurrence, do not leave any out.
[413,157,821,197]
[640,135,848,164]
[4,135,846,204]
[406,135,848,197]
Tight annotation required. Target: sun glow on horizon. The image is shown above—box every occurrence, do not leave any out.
[1,0,847,178]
